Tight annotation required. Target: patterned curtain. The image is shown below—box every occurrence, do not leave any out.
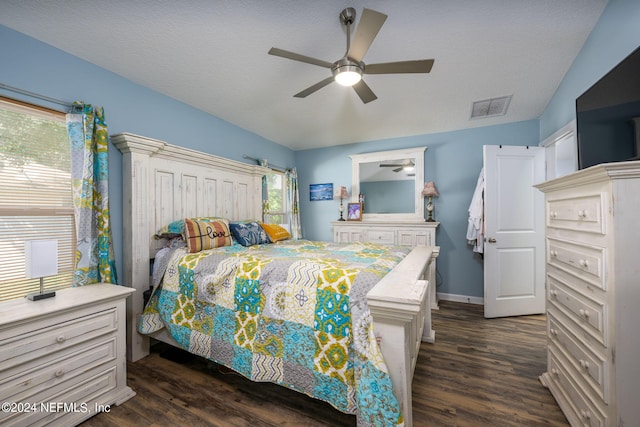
[66,104,117,286]
[285,168,302,239]
[261,174,269,222]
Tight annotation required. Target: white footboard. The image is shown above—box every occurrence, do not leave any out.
[367,245,438,427]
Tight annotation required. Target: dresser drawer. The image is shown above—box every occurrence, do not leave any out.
[547,237,606,290]
[547,194,605,235]
[548,313,608,403]
[1,365,118,427]
[548,274,606,346]
[547,349,607,427]
[0,337,116,403]
[366,229,395,245]
[0,308,118,371]
[397,230,433,247]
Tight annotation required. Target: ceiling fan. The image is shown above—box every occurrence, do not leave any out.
[268,7,435,104]
[380,160,415,173]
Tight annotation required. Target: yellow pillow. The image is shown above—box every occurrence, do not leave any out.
[261,223,291,242]
[184,218,232,253]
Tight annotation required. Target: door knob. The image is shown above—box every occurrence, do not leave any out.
[487,237,497,243]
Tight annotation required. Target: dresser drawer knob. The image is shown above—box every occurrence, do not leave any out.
[579,309,590,319]
[550,250,558,258]
[56,335,66,344]
[579,259,589,268]
[581,409,591,420]
[55,369,65,378]
[550,290,558,298]
[551,368,559,377]
[578,210,587,218]
[579,359,590,370]
[550,211,558,219]
[550,328,558,336]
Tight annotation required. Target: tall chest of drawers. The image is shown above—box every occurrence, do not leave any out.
[0,283,135,427]
[536,161,640,427]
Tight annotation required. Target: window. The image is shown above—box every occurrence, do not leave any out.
[264,170,286,224]
[0,97,74,301]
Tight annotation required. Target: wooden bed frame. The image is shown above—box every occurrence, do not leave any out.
[113,132,438,426]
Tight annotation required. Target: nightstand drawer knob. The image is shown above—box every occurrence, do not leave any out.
[55,369,65,378]
[56,335,66,344]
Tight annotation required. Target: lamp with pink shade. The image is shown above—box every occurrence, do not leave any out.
[421,181,439,222]
[335,185,350,221]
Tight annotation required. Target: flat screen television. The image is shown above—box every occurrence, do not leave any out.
[576,45,640,169]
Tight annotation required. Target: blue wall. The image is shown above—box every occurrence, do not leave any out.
[540,0,640,140]
[2,0,639,299]
[295,121,540,298]
[0,25,295,283]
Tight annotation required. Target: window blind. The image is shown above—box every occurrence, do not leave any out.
[0,97,74,301]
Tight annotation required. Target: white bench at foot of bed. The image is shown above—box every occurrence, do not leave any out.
[367,244,438,427]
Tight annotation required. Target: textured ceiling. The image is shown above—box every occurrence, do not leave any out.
[0,0,607,150]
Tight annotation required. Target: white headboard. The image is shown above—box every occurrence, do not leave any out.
[112,132,268,360]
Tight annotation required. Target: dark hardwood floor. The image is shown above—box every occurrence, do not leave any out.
[80,301,568,426]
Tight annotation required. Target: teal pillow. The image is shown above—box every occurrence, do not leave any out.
[154,219,185,239]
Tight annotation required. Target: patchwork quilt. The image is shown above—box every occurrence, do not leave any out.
[139,240,411,426]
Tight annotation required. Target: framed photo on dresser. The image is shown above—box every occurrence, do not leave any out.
[347,202,362,221]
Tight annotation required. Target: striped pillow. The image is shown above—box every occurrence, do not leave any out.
[184,218,232,253]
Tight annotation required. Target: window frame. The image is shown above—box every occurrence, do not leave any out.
[0,96,75,301]
[264,169,287,225]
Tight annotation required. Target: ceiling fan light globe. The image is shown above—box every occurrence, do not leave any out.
[333,66,362,86]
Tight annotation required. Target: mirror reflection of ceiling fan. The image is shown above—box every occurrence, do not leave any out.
[380,160,415,173]
[268,7,435,104]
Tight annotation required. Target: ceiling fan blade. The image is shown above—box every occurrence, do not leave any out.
[293,76,335,98]
[352,80,377,104]
[365,59,435,74]
[380,164,403,167]
[347,8,387,62]
[268,47,334,69]
[393,167,403,172]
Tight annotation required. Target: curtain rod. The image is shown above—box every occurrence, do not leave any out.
[0,83,74,109]
[243,155,286,172]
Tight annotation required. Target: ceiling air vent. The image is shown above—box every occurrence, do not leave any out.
[470,95,512,119]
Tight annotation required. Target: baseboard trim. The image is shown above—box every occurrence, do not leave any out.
[437,292,483,305]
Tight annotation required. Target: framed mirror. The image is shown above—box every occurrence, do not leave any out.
[350,146,426,221]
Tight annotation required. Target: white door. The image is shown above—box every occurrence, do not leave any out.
[483,145,546,318]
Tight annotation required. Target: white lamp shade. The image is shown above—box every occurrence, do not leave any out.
[25,240,58,278]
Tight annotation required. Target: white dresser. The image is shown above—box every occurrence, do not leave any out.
[0,283,135,427]
[536,161,640,427]
[333,220,439,309]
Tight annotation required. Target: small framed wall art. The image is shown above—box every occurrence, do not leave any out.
[347,202,363,221]
[309,183,334,201]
